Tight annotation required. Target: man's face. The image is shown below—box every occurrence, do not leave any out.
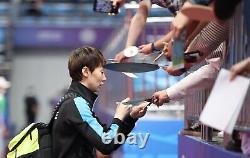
[85,66,106,92]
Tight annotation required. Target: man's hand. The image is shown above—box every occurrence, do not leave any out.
[172,1,191,39]
[162,66,185,76]
[231,57,250,80]
[152,90,170,106]
[114,51,127,62]
[163,40,172,61]
[138,44,152,55]
[114,98,132,121]
[130,102,148,119]
[172,12,189,39]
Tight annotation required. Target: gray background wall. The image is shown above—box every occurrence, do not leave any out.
[9,50,71,131]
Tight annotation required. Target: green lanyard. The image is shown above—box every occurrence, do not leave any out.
[0,95,5,113]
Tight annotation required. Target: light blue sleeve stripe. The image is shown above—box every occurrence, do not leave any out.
[74,97,119,139]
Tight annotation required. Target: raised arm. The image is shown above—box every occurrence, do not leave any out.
[152,57,221,105]
[114,0,152,62]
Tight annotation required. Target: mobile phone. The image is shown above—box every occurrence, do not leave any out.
[93,0,119,14]
[184,50,203,63]
[172,35,185,70]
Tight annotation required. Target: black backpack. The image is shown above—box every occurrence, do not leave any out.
[7,93,77,158]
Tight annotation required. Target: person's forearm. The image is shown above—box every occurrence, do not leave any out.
[247,57,250,67]
[231,57,250,80]
[125,2,150,47]
[166,59,220,101]
[154,30,174,50]
[241,57,250,72]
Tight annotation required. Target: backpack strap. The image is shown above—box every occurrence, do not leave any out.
[48,92,78,128]
[9,123,43,152]
[9,93,78,153]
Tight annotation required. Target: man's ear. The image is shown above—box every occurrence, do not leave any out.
[82,66,89,78]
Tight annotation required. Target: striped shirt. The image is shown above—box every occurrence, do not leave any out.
[166,20,230,100]
[186,20,229,63]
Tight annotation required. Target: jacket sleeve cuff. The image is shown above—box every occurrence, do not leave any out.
[112,114,137,134]
[126,114,138,123]
[166,87,181,101]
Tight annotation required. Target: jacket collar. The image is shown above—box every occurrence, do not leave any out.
[68,81,98,106]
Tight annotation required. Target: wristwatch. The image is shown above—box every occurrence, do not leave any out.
[151,42,160,51]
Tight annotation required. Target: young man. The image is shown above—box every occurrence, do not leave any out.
[52,46,148,158]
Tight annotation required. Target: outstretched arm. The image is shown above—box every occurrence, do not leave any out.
[125,0,151,47]
[152,58,220,105]
[115,0,152,62]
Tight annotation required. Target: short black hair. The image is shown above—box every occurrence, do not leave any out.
[214,0,242,20]
[68,46,106,81]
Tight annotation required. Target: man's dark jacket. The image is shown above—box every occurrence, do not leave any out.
[52,81,137,158]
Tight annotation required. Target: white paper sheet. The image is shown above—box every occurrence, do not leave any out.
[199,69,250,134]
[122,72,138,78]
